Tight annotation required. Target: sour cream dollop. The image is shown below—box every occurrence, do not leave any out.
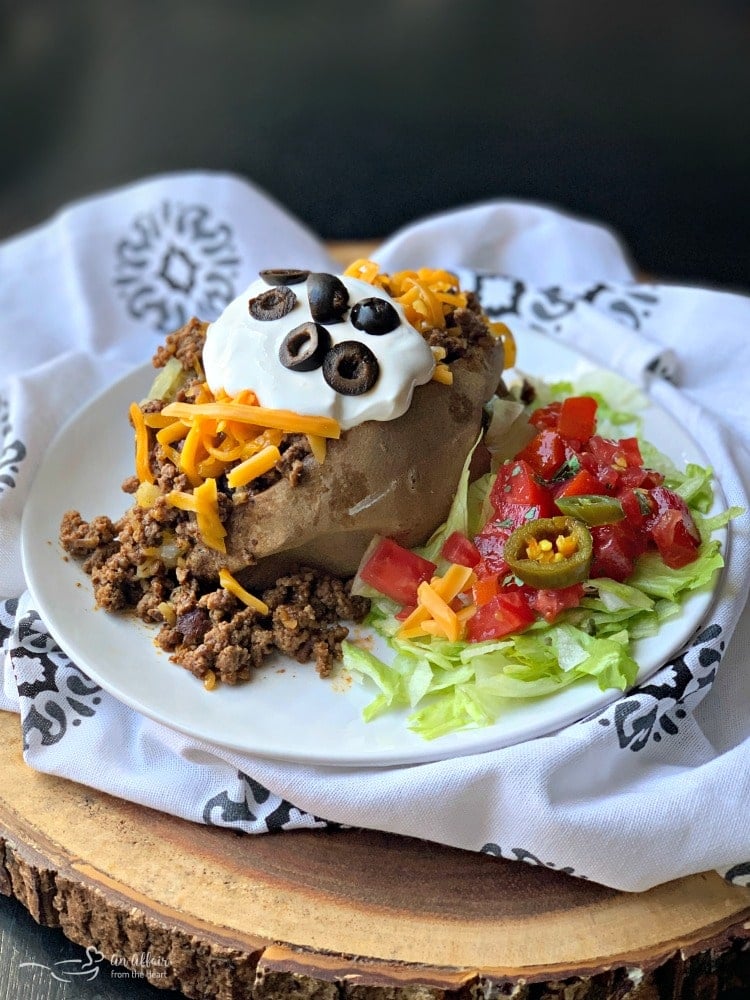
[202,274,436,431]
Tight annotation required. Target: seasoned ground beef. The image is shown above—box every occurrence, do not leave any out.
[426,296,494,362]
[61,497,369,682]
[59,511,117,557]
[152,317,207,372]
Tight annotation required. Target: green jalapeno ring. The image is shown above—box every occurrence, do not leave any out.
[555,494,625,526]
[503,515,593,589]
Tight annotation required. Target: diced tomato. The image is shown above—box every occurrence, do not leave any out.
[472,573,500,607]
[617,465,665,490]
[466,590,536,642]
[650,509,701,568]
[645,485,696,528]
[558,396,598,441]
[618,437,644,467]
[493,502,549,531]
[585,436,615,463]
[490,460,556,519]
[580,450,620,491]
[358,538,437,605]
[590,522,647,582]
[441,531,481,567]
[554,467,606,499]
[473,523,514,574]
[644,487,701,568]
[516,429,569,479]
[582,435,646,491]
[468,392,702,617]
[618,486,654,528]
[528,583,585,623]
[529,401,562,431]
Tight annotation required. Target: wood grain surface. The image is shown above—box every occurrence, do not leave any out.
[0,706,749,998]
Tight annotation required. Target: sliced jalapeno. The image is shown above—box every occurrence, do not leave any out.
[504,515,592,589]
[555,494,625,526]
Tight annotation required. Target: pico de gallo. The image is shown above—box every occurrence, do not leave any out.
[343,372,740,740]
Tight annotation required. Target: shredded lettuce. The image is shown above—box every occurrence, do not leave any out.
[343,370,740,741]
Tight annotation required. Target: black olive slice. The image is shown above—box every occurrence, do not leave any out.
[248,285,297,321]
[322,341,380,396]
[350,297,400,335]
[307,272,349,324]
[259,268,310,286]
[279,322,332,372]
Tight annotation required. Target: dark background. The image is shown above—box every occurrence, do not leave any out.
[1,0,748,290]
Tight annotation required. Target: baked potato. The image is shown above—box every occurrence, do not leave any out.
[187,333,505,586]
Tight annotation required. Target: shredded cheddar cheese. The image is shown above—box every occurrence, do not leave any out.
[397,563,476,642]
[490,321,517,369]
[344,259,469,333]
[165,480,226,553]
[346,259,517,375]
[160,400,340,439]
[226,444,281,489]
[306,434,327,463]
[129,401,154,484]
[193,477,227,553]
[432,363,453,386]
[218,567,270,615]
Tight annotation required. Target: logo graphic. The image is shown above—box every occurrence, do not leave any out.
[20,945,104,983]
[114,200,241,333]
[20,946,171,984]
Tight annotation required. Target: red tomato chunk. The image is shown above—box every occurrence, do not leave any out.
[528,584,585,623]
[441,531,481,567]
[558,395,598,440]
[490,460,557,523]
[517,429,570,479]
[466,590,536,642]
[359,538,437,606]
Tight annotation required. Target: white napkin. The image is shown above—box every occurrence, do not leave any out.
[2,172,749,892]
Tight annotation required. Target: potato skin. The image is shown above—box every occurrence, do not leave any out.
[187,337,505,587]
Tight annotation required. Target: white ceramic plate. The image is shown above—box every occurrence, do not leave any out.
[21,330,725,766]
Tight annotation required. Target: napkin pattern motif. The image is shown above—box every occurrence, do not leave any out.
[7,605,103,750]
[480,842,580,878]
[595,623,723,753]
[0,396,26,495]
[114,200,242,333]
[202,771,335,834]
[724,862,750,887]
[473,274,658,331]
[472,274,678,383]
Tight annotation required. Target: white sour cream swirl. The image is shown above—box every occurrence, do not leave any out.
[202,274,435,430]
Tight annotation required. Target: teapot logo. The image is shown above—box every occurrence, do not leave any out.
[20,944,104,983]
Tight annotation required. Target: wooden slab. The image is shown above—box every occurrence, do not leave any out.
[0,709,749,998]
